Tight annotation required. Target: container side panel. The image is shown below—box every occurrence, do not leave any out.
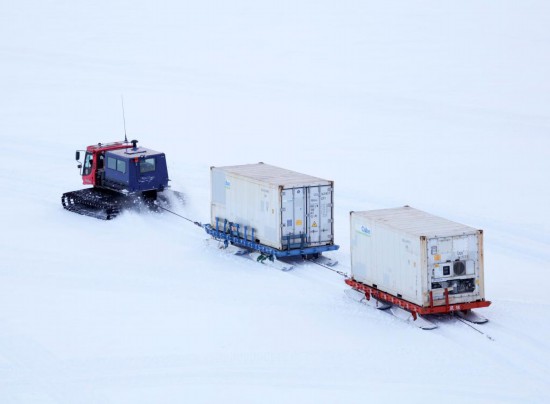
[231,175,280,249]
[211,171,281,249]
[350,214,369,284]
[390,229,421,304]
[210,168,227,227]
[350,213,423,306]
[211,169,226,205]
[420,237,428,305]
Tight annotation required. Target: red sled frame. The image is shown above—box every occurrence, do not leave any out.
[345,278,491,320]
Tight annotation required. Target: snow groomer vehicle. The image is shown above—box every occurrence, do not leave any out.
[62,139,182,220]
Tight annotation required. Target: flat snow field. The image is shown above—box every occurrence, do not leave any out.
[1,1,549,403]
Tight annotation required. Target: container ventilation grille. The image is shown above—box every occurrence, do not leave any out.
[453,261,466,276]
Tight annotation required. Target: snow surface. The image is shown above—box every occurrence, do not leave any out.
[1,1,549,402]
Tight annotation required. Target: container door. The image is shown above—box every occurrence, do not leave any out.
[306,185,333,246]
[307,186,321,244]
[281,188,306,248]
[318,185,333,244]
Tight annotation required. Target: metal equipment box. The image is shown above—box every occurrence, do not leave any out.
[210,163,335,251]
[350,207,486,307]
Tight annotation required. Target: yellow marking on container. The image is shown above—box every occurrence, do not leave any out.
[296,219,303,226]
[434,254,441,261]
[312,221,317,227]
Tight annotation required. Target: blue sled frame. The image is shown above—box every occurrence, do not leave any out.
[204,217,339,258]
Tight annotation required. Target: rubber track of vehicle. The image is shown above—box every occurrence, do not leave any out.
[61,189,120,220]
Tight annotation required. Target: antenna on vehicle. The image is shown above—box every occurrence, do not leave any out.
[121,95,128,143]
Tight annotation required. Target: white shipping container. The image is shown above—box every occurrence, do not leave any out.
[211,163,335,251]
[350,207,486,307]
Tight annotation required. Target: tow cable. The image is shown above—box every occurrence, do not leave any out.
[157,205,203,228]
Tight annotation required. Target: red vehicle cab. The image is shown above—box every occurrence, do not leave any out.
[79,141,136,186]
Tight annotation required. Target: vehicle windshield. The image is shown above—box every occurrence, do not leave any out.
[82,152,93,176]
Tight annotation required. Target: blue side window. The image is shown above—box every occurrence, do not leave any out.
[107,157,117,170]
[116,160,126,174]
[140,158,156,174]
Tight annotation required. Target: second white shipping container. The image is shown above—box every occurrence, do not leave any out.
[350,207,486,308]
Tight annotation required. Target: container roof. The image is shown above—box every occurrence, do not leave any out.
[214,163,331,187]
[353,206,479,238]
[107,147,163,159]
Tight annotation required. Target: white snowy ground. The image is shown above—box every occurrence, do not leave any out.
[1,1,549,403]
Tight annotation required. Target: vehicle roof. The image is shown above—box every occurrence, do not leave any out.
[106,147,164,159]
